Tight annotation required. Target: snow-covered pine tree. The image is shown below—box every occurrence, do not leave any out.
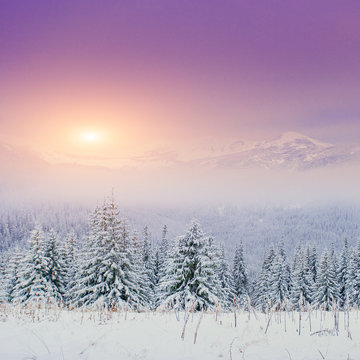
[308,246,318,283]
[93,200,133,308]
[74,199,151,309]
[71,206,105,307]
[125,228,151,308]
[13,223,56,304]
[254,246,276,311]
[43,229,66,303]
[348,241,360,307]
[159,221,221,311]
[153,248,161,290]
[195,235,224,308]
[62,231,78,304]
[155,225,175,307]
[329,243,339,281]
[292,244,302,272]
[2,247,22,302]
[158,225,170,280]
[232,241,248,307]
[154,226,170,295]
[217,245,234,308]
[313,249,340,310]
[291,245,313,308]
[268,244,291,308]
[0,250,9,302]
[123,222,152,308]
[338,238,350,308]
[142,226,155,303]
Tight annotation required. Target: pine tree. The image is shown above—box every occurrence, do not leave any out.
[94,202,133,308]
[313,249,340,310]
[13,223,56,304]
[159,221,221,311]
[348,242,360,307]
[308,246,318,283]
[0,251,10,302]
[329,243,339,279]
[291,245,313,308]
[153,249,161,289]
[232,241,248,307]
[127,229,152,308]
[3,248,22,302]
[203,237,230,308]
[217,245,234,308]
[71,206,104,307]
[155,225,173,307]
[63,231,78,304]
[158,225,170,280]
[43,229,66,302]
[268,244,291,308]
[142,226,155,303]
[338,238,350,307]
[254,246,276,311]
[72,200,150,309]
[197,235,223,309]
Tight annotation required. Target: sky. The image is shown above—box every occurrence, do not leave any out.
[1,0,360,167]
[1,0,360,205]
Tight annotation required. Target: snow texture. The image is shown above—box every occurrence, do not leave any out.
[0,306,358,360]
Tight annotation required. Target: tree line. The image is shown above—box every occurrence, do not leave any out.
[0,198,358,312]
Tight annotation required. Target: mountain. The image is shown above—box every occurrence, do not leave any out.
[1,132,360,176]
[183,132,360,170]
[1,133,360,204]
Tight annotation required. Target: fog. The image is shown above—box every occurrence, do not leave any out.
[1,149,360,208]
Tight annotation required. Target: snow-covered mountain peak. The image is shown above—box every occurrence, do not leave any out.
[266,132,333,148]
[185,132,359,170]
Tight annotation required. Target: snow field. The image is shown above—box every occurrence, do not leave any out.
[0,306,359,360]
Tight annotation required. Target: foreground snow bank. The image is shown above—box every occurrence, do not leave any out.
[0,306,359,359]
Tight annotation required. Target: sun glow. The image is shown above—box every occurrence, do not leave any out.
[77,130,105,145]
[81,131,101,143]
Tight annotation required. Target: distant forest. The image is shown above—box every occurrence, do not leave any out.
[0,202,359,275]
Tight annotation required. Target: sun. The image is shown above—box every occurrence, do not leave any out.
[69,127,112,152]
[79,130,103,144]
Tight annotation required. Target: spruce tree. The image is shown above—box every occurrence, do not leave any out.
[13,224,55,304]
[43,229,66,302]
[71,206,104,306]
[159,221,221,311]
[155,226,174,307]
[308,246,318,283]
[63,231,78,304]
[217,245,234,308]
[348,242,360,307]
[268,244,291,308]
[254,246,276,311]
[73,200,150,309]
[127,229,152,308]
[3,248,22,303]
[338,238,350,307]
[313,249,340,310]
[142,226,155,303]
[291,245,313,308]
[232,242,248,307]
[158,225,170,280]
[0,251,10,302]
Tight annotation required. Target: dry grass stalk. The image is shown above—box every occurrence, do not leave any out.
[193,312,203,344]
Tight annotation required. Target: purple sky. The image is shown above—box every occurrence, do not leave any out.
[1,0,360,159]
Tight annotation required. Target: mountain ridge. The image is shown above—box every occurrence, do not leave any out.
[1,132,360,172]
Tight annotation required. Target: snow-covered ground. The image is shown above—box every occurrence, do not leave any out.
[0,306,359,360]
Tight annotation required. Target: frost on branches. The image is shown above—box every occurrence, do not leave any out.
[159,221,223,311]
